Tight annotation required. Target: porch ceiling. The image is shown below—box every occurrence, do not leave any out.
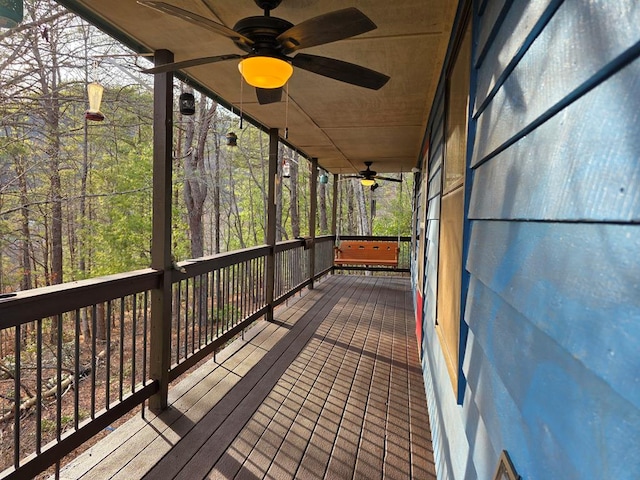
[58,0,456,175]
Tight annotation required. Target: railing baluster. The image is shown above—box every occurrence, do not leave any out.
[184,279,189,360]
[132,293,137,393]
[119,297,125,403]
[175,280,181,365]
[56,313,63,443]
[73,310,80,430]
[91,305,97,418]
[222,266,227,333]
[143,291,148,385]
[14,324,20,469]
[204,272,210,343]
[142,291,149,419]
[106,301,112,409]
[233,263,238,328]
[37,318,43,453]
[190,277,196,355]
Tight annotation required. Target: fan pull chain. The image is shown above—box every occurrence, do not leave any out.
[239,75,243,127]
[284,82,289,139]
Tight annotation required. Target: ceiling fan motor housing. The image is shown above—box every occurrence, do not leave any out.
[233,16,293,57]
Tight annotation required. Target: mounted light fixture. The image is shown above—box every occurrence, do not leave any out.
[282,159,291,178]
[0,0,22,28]
[179,92,195,115]
[85,82,105,122]
[319,173,329,184]
[226,132,238,147]
[360,178,375,187]
[238,56,293,89]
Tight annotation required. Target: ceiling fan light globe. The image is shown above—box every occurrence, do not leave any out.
[360,178,375,187]
[238,56,293,89]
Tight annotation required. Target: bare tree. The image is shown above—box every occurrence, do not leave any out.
[183,87,216,259]
[318,170,328,234]
[289,153,300,238]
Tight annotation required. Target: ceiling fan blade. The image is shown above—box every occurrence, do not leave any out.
[138,1,253,48]
[277,7,376,54]
[142,54,241,74]
[292,54,390,90]
[375,175,402,183]
[256,87,283,105]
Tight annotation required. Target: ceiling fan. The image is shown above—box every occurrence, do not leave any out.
[138,0,390,104]
[344,161,402,187]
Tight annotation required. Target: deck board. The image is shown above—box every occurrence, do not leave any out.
[57,275,435,480]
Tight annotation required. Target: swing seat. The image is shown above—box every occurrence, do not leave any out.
[334,241,399,267]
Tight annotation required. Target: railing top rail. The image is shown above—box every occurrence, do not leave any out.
[0,268,161,328]
[173,245,271,280]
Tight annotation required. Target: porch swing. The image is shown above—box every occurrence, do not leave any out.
[334,174,401,268]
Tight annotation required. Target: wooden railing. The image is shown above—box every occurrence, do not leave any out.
[0,234,392,479]
[0,236,341,479]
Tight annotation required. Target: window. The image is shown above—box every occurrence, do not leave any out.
[436,14,472,396]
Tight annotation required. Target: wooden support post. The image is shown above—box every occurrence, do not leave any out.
[265,128,278,321]
[331,173,338,237]
[331,173,339,274]
[309,158,318,289]
[149,49,173,412]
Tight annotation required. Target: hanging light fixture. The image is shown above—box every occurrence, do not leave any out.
[360,178,375,187]
[319,173,329,184]
[0,0,23,28]
[226,132,238,147]
[85,81,105,122]
[179,92,195,115]
[282,159,291,178]
[238,56,293,89]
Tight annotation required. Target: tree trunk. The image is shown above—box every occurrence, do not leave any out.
[213,136,222,254]
[95,303,106,342]
[275,144,284,242]
[16,156,33,346]
[29,10,65,341]
[318,171,328,234]
[346,181,355,235]
[354,181,370,235]
[228,166,246,249]
[80,27,91,342]
[290,153,300,238]
[183,87,216,259]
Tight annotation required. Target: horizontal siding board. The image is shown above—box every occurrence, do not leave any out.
[473,0,640,164]
[431,123,444,158]
[459,354,500,479]
[431,92,445,136]
[462,326,528,478]
[474,0,508,68]
[427,195,440,222]
[466,220,640,410]
[464,276,640,479]
[428,168,442,201]
[469,59,640,222]
[474,0,558,114]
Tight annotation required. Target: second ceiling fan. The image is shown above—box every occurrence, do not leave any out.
[343,162,403,187]
[139,0,390,104]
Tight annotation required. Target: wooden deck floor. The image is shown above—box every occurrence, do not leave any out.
[57,275,435,480]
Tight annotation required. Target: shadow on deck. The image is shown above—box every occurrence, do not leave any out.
[56,275,435,479]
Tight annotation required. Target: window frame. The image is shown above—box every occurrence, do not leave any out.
[435,4,473,398]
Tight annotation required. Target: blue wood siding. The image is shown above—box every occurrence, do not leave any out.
[414,1,640,479]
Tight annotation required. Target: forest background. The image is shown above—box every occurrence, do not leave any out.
[0,0,412,297]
